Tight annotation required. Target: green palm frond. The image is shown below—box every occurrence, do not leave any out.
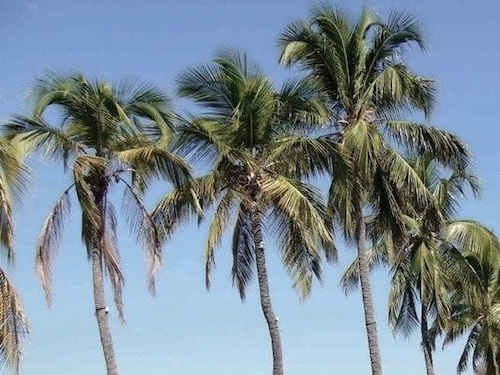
[73,156,107,252]
[389,270,419,337]
[117,144,192,192]
[268,135,344,179]
[174,117,248,166]
[3,115,85,165]
[343,121,383,179]
[326,156,360,240]
[277,76,331,128]
[384,121,471,171]
[152,175,215,242]
[231,205,255,299]
[205,190,239,290]
[262,174,335,298]
[444,221,500,263]
[340,245,390,295]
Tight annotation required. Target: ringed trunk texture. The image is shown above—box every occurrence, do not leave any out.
[420,303,435,375]
[92,250,119,375]
[355,212,383,375]
[251,206,284,375]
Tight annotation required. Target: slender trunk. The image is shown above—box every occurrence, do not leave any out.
[420,303,435,375]
[251,206,284,375]
[92,250,119,375]
[91,171,119,375]
[355,211,383,375]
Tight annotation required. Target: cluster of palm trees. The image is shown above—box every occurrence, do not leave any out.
[0,4,499,375]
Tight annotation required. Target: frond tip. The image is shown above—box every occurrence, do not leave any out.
[0,269,29,375]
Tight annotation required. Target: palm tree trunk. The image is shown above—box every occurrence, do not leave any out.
[355,211,383,375]
[251,206,284,375]
[92,249,119,375]
[420,303,435,375]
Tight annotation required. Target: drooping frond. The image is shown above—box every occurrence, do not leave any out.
[35,188,72,304]
[371,64,436,117]
[152,174,215,242]
[389,267,419,337]
[343,121,383,180]
[326,156,360,240]
[116,144,192,192]
[340,243,390,295]
[457,324,481,374]
[204,189,239,290]
[121,180,160,295]
[73,156,107,254]
[0,269,29,375]
[231,204,255,299]
[444,221,500,264]
[277,76,331,129]
[384,121,472,171]
[262,174,335,298]
[175,117,249,166]
[100,200,125,323]
[0,138,29,203]
[3,115,85,165]
[0,177,15,264]
[267,134,344,179]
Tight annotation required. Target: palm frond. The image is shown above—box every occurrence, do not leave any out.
[152,175,215,242]
[267,135,344,179]
[277,76,331,128]
[73,156,107,254]
[35,188,72,304]
[101,200,125,322]
[117,144,192,192]
[3,115,85,166]
[340,245,389,294]
[0,269,29,375]
[231,205,255,299]
[384,121,471,171]
[121,180,160,295]
[262,174,335,297]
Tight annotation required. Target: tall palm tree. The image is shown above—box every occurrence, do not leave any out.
[437,222,500,374]
[279,6,471,374]
[388,159,479,375]
[0,139,29,374]
[4,73,191,375]
[342,155,480,375]
[153,50,339,375]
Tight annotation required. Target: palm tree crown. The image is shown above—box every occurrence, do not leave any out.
[279,6,472,375]
[153,50,339,375]
[4,72,192,375]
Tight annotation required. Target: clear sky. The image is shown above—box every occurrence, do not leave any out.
[1,0,499,374]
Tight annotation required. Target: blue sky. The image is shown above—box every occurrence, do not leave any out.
[1,0,499,374]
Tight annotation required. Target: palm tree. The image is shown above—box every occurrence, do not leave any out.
[152,50,339,375]
[437,221,500,374]
[4,73,191,375]
[0,139,29,374]
[342,155,480,375]
[279,6,471,374]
